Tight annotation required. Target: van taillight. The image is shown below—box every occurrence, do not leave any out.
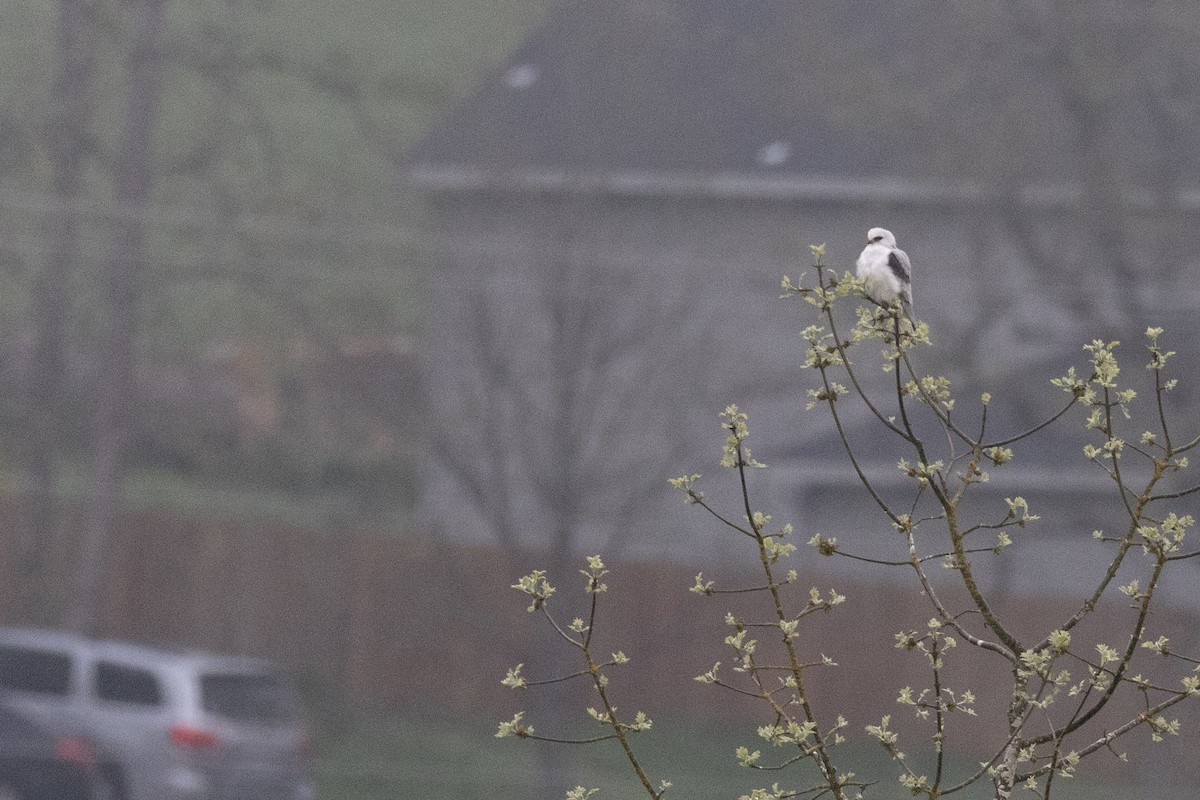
[169,723,219,748]
[55,735,97,770]
[299,730,313,760]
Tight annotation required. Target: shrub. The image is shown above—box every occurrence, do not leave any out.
[496,245,1200,800]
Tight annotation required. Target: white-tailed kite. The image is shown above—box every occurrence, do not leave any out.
[855,227,913,316]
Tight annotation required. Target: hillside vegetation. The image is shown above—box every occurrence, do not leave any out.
[1,0,552,512]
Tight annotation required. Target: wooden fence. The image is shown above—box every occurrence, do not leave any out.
[2,499,1199,780]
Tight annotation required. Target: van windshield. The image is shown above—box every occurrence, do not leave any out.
[200,672,299,724]
[0,646,71,696]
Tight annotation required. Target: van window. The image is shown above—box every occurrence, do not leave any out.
[0,646,72,696]
[94,662,163,706]
[200,673,297,723]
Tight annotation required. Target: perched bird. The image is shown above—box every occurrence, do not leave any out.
[855,227,913,317]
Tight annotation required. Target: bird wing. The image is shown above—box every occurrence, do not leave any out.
[888,249,913,307]
[887,249,911,282]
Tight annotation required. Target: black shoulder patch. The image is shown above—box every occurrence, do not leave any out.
[887,251,910,281]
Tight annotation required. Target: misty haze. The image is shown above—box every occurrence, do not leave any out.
[1,1,1199,799]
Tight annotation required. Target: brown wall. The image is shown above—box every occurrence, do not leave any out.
[4,500,1198,779]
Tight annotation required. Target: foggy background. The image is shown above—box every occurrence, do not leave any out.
[3,0,1200,797]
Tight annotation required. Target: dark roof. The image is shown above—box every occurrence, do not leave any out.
[410,0,1200,198]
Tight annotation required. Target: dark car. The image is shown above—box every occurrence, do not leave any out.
[0,701,96,800]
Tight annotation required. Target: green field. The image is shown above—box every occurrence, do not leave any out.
[311,707,1193,800]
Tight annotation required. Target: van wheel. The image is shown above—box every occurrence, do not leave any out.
[94,765,128,800]
[0,782,27,800]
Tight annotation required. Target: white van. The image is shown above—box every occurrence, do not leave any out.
[0,628,314,800]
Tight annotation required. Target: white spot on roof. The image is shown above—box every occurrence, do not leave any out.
[504,63,541,90]
[756,140,791,167]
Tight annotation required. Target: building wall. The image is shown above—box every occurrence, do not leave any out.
[416,188,1200,636]
[421,189,1063,553]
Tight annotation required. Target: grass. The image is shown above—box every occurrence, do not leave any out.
[313,709,757,800]
[1,463,409,529]
[310,706,1197,800]
[117,468,396,526]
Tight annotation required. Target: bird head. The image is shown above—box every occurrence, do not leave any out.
[867,227,896,247]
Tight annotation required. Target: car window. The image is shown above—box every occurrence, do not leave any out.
[200,673,298,723]
[0,645,72,696]
[94,661,164,706]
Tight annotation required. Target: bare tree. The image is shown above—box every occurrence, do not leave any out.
[15,0,100,621]
[430,203,705,554]
[956,2,1200,335]
[425,195,708,798]
[68,0,170,635]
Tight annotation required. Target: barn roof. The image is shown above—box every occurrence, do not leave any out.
[409,0,1200,201]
